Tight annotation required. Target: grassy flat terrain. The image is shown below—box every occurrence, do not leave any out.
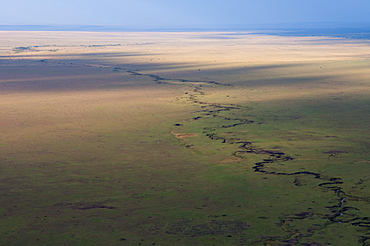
[0,31,369,245]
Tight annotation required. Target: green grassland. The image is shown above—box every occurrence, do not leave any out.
[0,32,369,245]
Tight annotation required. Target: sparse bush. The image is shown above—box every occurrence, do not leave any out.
[14,46,31,50]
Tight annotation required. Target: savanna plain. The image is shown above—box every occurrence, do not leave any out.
[0,31,369,245]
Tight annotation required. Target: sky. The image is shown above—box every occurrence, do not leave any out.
[1,0,370,28]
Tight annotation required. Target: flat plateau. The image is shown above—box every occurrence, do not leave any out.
[1,31,369,245]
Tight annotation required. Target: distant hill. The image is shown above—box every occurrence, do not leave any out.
[256,27,370,40]
[1,24,370,40]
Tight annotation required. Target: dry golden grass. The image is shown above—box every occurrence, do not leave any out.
[170,131,199,139]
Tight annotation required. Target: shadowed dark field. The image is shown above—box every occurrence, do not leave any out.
[0,31,369,245]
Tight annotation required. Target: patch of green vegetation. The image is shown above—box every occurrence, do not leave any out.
[1,46,369,245]
[161,78,370,245]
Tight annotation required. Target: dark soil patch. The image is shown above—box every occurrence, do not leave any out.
[157,219,251,237]
[323,150,347,154]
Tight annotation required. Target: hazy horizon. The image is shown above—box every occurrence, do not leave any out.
[2,23,370,41]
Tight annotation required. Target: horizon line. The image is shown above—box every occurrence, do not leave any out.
[1,22,370,32]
